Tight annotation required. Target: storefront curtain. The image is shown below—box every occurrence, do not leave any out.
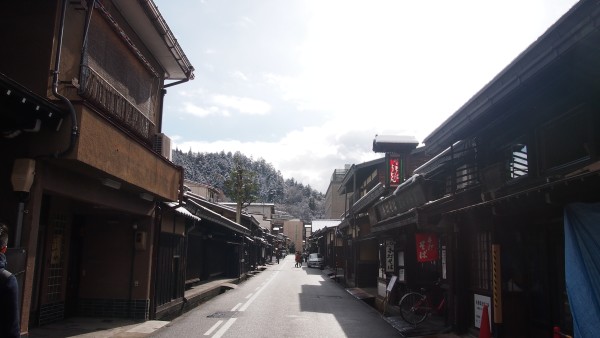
[564,203,600,338]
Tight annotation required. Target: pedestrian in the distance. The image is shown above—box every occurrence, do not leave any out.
[295,251,302,267]
[0,223,20,338]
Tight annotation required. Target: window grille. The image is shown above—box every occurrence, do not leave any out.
[48,214,67,302]
[471,231,491,290]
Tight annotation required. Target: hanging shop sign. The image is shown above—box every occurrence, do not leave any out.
[415,233,439,262]
[389,157,400,187]
[385,240,395,272]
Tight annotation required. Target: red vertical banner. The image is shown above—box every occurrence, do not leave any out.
[389,157,400,187]
[415,233,439,262]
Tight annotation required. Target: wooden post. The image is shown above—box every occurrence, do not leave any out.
[492,244,503,329]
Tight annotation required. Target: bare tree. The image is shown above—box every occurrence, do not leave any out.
[223,153,259,223]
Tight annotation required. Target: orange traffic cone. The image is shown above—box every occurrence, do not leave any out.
[479,303,491,338]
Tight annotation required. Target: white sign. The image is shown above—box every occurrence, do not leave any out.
[387,275,398,292]
[474,294,491,328]
[441,246,447,279]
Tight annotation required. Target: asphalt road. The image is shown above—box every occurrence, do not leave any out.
[150,255,400,338]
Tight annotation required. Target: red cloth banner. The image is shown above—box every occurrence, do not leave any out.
[389,158,400,186]
[415,233,439,262]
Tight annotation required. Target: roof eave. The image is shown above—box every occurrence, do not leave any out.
[423,0,586,154]
[113,0,195,80]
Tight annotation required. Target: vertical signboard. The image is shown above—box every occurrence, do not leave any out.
[385,240,395,272]
[388,156,401,187]
[415,233,439,262]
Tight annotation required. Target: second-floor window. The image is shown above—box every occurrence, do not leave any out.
[508,144,528,179]
[80,4,160,140]
[539,104,595,173]
[359,169,379,198]
[456,163,478,191]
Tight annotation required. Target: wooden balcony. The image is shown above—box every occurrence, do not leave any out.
[79,65,155,141]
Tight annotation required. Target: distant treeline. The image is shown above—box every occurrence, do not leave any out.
[173,149,325,222]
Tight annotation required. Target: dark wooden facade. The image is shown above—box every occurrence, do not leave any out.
[0,1,193,333]
[370,1,600,336]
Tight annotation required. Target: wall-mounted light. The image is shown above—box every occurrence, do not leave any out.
[11,158,36,193]
[139,192,153,201]
[101,178,121,190]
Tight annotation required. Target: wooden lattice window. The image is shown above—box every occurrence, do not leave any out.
[48,214,67,302]
[471,231,491,291]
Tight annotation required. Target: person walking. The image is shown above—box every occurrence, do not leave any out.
[0,223,20,338]
[295,251,302,268]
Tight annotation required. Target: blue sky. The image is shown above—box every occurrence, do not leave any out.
[154,0,578,193]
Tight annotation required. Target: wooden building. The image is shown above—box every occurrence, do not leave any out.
[371,1,600,336]
[0,0,193,333]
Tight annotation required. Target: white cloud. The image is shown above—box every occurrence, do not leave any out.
[182,102,229,118]
[230,70,249,81]
[159,0,579,193]
[212,94,271,115]
[174,119,405,192]
[235,16,254,28]
[182,102,212,117]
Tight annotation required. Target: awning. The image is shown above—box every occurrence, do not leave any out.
[164,202,202,223]
[350,182,386,215]
[1,72,65,134]
[253,236,268,245]
[184,199,251,236]
[445,170,600,216]
[371,208,418,233]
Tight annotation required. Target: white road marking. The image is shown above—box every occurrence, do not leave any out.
[231,303,242,311]
[239,271,279,312]
[245,293,253,299]
[212,318,237,338]
[126,320,169,333]
[204,320,223,336]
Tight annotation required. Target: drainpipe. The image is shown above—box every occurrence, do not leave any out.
[149,203,162,319]
[178,166,185,205]
[52,0,80,158]
[129,222,138,319]
[163,77,191,88]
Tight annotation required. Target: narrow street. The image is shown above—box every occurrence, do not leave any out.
[150,255,400,338]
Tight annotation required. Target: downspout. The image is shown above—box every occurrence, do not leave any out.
[178,166,185,205]
[52,0,81,158]
[163,77,191,88]
[128,222,138,319]
[149,203,162,319]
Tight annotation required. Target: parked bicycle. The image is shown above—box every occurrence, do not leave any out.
[398,280,447,325]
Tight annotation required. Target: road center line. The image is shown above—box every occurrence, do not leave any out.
[231,303,242,311]
[204,320,223,336]
[212,318,237,338]
[245,293,253,299]
[239,271,279,312]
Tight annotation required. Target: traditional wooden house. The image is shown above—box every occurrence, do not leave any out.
[0,0,193,333]
[372,1,600,336]
[337,157,387,288]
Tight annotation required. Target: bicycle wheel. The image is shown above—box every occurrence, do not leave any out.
[399,292,428,325]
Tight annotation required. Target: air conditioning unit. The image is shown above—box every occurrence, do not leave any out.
[153,133,172,161]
